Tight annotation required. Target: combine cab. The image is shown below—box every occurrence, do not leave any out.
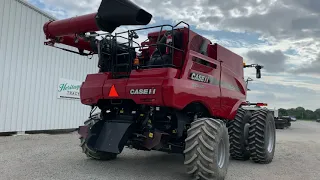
[42,0,276,179]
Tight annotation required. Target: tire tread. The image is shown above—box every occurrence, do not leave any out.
[228,108,251,160]
[248,108,275,164]
[184,118,229,180]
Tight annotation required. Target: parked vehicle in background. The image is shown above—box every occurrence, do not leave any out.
[291,117,297,121]
[275,116,293,129]
[241,103,294,129]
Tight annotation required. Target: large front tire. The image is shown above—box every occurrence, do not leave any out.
[248,108,276,164]
[184,118,230,180]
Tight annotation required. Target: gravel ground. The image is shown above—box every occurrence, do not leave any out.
[0,120,320,180]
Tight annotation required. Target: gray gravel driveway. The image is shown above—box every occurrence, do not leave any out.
[0,120,320,180]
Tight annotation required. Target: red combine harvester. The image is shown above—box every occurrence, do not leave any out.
[42,0,276,179]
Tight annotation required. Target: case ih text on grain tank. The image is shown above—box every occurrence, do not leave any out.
[42,0,276,179]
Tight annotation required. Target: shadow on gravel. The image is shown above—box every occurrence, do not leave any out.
[69,150,189,179]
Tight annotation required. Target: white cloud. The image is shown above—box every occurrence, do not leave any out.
[38,0,100,17]
[27,0,320,110]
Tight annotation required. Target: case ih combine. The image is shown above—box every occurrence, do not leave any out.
[42,0,276,179]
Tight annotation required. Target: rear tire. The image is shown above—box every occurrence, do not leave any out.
[227,108,251,161]
[184,118,230,180]
[80,137,118,160]
[248,108,276,164]
[80,113,118,161]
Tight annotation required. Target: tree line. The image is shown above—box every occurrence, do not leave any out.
[278,107,320,120]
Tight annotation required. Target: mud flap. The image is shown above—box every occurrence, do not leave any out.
[93,121,135,154]
[78,125,89,139]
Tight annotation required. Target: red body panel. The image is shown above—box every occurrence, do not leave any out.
[175,50,223,116]
[213,44,246,119]
[80,73,106,105]
[80,40,246,120]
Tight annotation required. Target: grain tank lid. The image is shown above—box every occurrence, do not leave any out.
[96,0,153,33]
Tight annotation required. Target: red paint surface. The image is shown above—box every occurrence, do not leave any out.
[80,43,247,120]
[43,13,99,39]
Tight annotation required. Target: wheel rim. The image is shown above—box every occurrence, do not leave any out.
[217,138,226,168]
[266,119,275,153]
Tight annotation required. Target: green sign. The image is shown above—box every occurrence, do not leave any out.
[57,78,82,100]
[58,83,81,92]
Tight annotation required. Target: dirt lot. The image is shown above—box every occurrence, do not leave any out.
[0,120,319,180]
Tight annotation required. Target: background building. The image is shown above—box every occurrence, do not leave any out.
[0,0,98,133]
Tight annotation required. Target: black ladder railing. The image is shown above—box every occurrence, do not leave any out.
[109,21,190,78]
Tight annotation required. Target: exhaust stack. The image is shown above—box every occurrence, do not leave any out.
[96,0,153,32]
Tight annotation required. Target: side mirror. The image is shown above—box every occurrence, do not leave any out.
[243,63,263,79]
[255,65,262,79]
[256,68,261,78]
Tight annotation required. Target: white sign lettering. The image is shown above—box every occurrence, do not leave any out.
[190,73,210,83]
[130,88,156,95]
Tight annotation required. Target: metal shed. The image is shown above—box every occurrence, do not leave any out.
[0,0,99,132]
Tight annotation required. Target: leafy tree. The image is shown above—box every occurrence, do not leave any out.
[315,109,320,119]
[278,108,288,116]
[278,107,319,120]
[305,110,316,120]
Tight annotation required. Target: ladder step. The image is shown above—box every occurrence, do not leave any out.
[115,63,130,67]
[117,53,130,56]
[119,42,129,45]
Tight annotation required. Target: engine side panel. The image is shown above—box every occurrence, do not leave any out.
[217,44,247,119]
[166,50,223,117]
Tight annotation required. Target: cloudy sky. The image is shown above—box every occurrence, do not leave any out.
[27,0,320,111]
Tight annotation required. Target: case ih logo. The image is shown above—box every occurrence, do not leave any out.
[190,72,210,83]
[130,88,156,95]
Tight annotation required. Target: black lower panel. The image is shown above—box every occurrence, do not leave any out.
[93,121,135,154]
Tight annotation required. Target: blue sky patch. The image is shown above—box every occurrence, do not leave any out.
[284,48,298,55]
[28,0,45,9]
